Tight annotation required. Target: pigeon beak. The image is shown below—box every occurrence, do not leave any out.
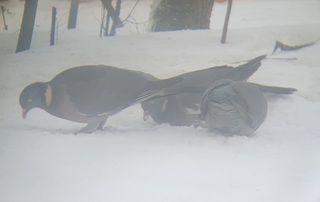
[22,108,28,119]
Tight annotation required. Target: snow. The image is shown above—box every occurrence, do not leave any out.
[1,0,320,201]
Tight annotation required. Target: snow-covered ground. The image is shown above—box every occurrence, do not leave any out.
[1,0,320,201]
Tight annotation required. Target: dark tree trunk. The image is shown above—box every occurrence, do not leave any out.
[1,6,8,30]
[101,0,123,36]
[16,0,38,53]
[150,0,214,32]
[68,0,79,29]
[104,13,111,36]
[109,0,121,36]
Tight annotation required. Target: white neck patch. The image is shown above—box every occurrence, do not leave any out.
[45,84,52,106]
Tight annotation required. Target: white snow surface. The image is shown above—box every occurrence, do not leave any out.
[1,0,320,201]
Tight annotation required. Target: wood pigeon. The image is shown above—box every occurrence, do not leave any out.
[141,55,296,127]
[19,65,187,133]
[200,79,269,136]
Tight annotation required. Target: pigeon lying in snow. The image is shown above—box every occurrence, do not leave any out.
[200,79,268,136]
[141,55,296,127]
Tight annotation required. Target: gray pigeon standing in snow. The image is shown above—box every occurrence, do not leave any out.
[200,79,268,136]
[19,65,192,134]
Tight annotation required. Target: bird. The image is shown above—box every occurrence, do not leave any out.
[141,55,297,127]
[141,55,264,126]
[19,65,188,134]
[199,79,268,136]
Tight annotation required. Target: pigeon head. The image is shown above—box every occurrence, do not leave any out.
[19,82,48,119]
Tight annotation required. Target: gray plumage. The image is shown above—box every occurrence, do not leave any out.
[142,55,266,126]
[169,55,267,90]
[142,92,202,126]
[200,79,268,136]
[141,55,296,127]
[19,65,184,133]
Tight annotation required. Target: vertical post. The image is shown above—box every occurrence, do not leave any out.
[50,7,57,46]
[68,0,79,29]
[16,0,39,53]
[1,6,8,30]
[221,0,233,44]
[100,5,105,37]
